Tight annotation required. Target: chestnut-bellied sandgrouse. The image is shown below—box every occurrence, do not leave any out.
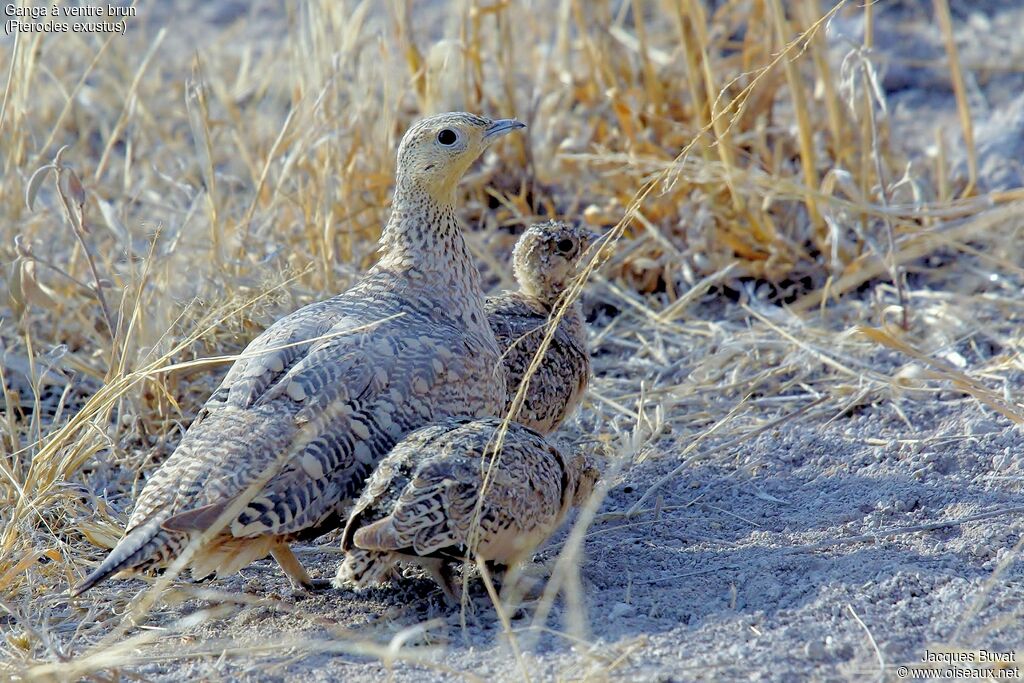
[486,221,595,434]
[334,416,600,599]
[72,113,525,596]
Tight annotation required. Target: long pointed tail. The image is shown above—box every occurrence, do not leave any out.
[71,515,175,597]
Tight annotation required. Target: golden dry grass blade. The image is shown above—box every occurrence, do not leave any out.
[857,325,1024,425]
[933,0,977,197]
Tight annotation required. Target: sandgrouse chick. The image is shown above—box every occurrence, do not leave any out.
[486,221,595,434]
[334,416,600,600]
[72,113,525,596]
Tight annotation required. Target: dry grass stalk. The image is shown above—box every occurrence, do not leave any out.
[933,0,977,197]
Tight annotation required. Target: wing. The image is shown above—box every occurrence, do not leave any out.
[519,324,590,430]
[341,417,477,550]
[353,456,481,556]
[127,271,497,545]
[488,295,589,431]
[357,420,563,558]
[126,401,298,533]
[209,297,349,411]
[485,293,547,349]
[219,313,474,540]
[127,291,401,535]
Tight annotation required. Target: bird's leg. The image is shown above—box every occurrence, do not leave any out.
[484,560,503,578]
[495,561,519,606]
[498,561,547,605]
[271,544,330,590]
[421,558,461,604]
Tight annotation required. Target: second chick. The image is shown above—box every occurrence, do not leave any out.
[487,220,596,434]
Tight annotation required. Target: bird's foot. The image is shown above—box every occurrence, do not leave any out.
[497,562,548,609]
[288,577,333,599]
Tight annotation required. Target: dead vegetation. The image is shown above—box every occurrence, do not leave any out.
[2,0,1024,679]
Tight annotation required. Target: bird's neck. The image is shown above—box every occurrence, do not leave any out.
[524,280,571,309]
[376,183,485,307]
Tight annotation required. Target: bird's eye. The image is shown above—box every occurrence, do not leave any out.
[557,238,575,253]
[437,129,458,146]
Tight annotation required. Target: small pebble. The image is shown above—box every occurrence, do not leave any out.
[804,640,828,661]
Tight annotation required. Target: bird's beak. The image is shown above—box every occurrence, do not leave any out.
[483,118,526,141]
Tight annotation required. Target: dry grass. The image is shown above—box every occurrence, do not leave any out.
[2,0,1024,679]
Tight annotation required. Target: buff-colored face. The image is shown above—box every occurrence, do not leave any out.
[396,112,525,201]
[512,220,597,299]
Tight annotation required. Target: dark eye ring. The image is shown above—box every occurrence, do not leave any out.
[437,129,457,145]
[557,238,575,253]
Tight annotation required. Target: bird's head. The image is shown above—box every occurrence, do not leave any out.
[512,220,599,298]
[395,112,525,202]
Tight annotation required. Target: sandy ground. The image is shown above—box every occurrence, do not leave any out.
[109,319,1024,682]
[9,1,1024,681]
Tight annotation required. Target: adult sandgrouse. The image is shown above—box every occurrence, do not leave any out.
[334,416,600,600]
[486,221,595,434]
[72,113,524,596]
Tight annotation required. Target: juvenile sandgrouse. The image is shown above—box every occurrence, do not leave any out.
[334,416,600,599]
[487,221,595,434]
[72,113,524,596]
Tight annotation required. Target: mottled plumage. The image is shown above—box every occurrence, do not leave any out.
[72,113,526,596]
[334,416,600,599]
[487,221,595,434]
